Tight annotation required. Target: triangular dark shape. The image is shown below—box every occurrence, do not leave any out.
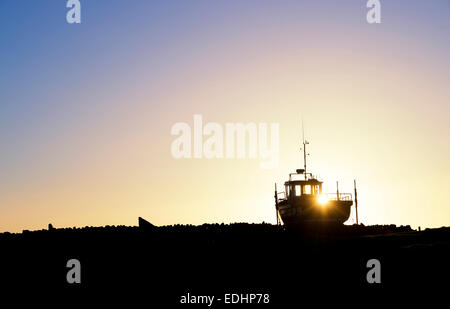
[138,217,155,230]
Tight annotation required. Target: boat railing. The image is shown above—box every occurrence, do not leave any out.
[326,193,352,201]
[276,191,287,201]
[289,172,322,182]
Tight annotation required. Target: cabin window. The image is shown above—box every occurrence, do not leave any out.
[295,185,301,196]
[314,185,320,195]
[303,185,311,195]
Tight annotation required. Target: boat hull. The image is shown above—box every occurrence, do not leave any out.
[278,198,352,226]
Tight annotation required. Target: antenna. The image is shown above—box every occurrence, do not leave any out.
[301,117,309,180]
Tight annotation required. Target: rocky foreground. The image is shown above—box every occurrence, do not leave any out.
[1,219,449,305]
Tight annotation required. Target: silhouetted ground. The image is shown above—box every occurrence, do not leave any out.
[0,220,449,305]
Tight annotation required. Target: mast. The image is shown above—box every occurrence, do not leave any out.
[301,118,309,180]
[336,181,340,201]
[274,183,280,225]
[354,179,359,225]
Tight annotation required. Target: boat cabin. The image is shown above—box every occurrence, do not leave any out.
[284,169,323,200]
[284,178,322,199]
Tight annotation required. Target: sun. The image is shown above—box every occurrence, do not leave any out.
[318,195,328,206]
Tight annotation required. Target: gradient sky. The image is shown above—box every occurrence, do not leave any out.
[1,1,449,232]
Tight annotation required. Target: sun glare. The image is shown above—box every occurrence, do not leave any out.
[318,195,328,205]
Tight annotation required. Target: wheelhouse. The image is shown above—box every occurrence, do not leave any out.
[284,179,322,199]
[282,169,322,199]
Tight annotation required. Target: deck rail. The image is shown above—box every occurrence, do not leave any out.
[326,193,352,201]
[276,192,353,202]
[276,191,286,202]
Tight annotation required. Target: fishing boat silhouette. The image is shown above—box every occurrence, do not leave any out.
[274,124,358,227]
